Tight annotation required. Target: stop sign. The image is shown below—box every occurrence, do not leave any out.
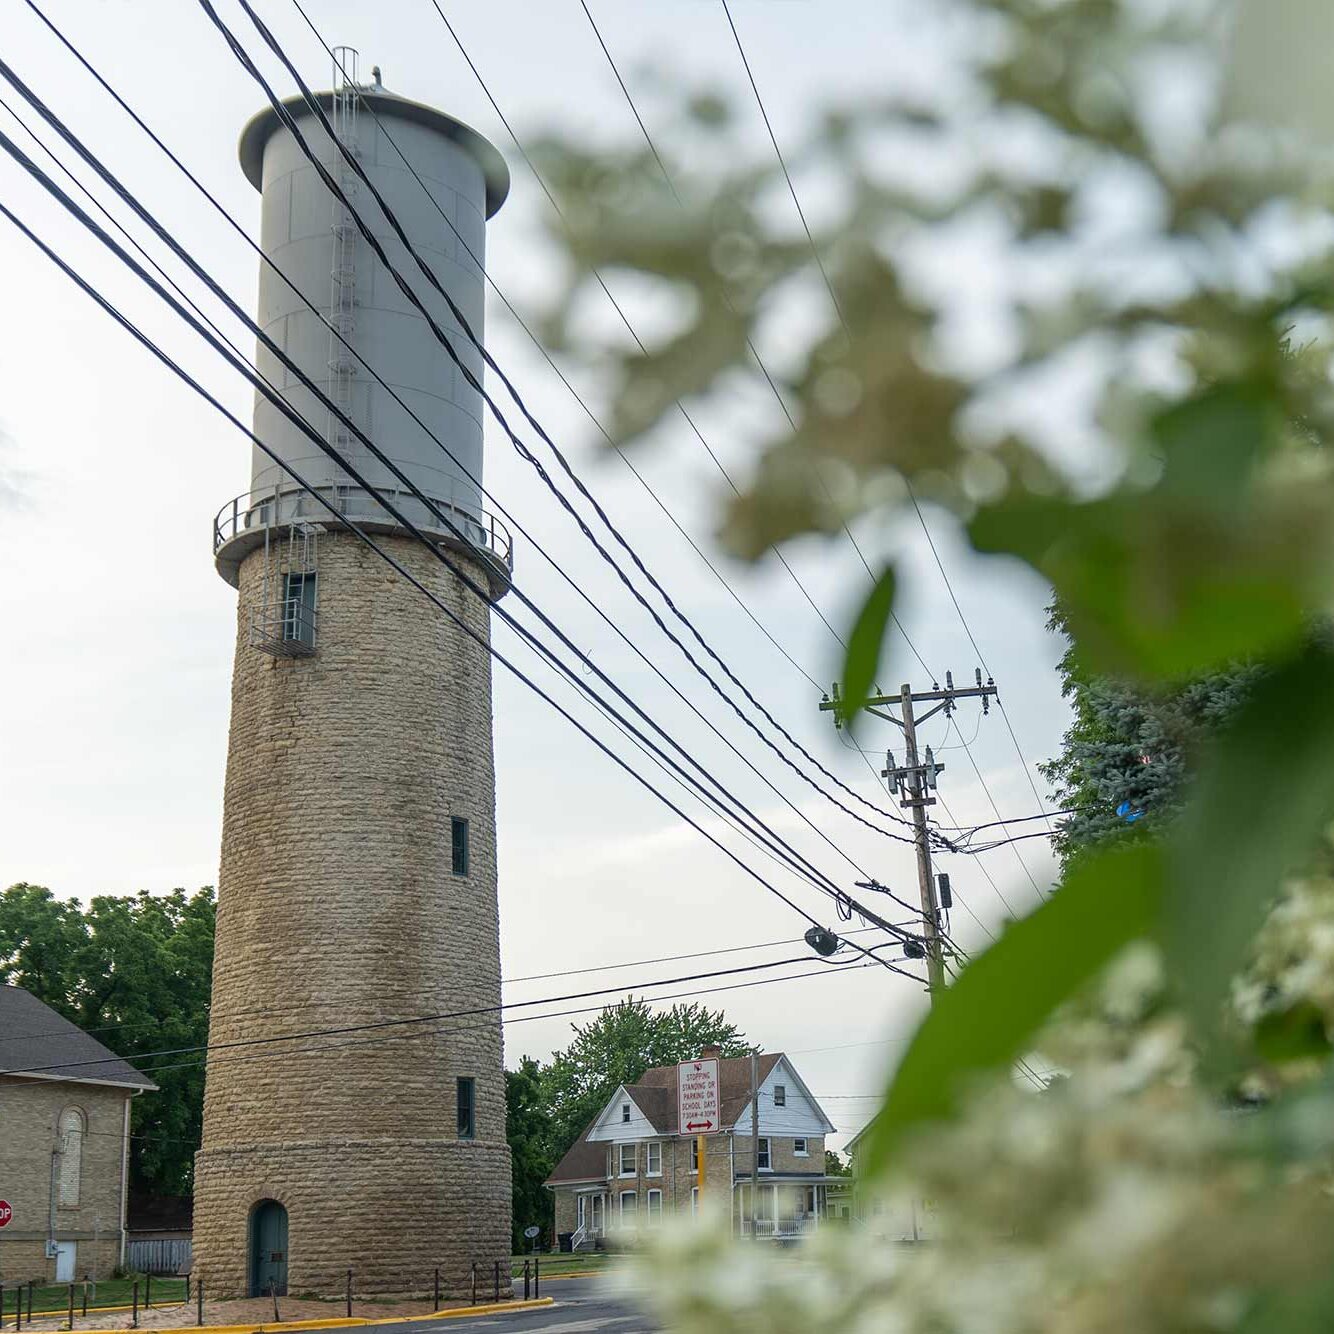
[0,1201,12,1229]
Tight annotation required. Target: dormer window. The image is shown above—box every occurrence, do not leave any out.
[773,1085,786,1107]
[621,1103,631,1123]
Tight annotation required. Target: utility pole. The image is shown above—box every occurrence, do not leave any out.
[821,670,997,1001]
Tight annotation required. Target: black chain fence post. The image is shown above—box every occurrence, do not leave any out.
[269,1278,280,1323]
[146,1275,151,1311]
[131,1281,138,1329]
[27,1280,34,1325]
[67,1282,74,1331]
[81,1280,88,1318]
[432,1268,439,1313]
[493,1261,499,1303]
[345,1270,352,1320]
[197,1279,204,1327]
[523,1261,530,1302]
[470,1263,476,1307]
[534,1251,540,1299]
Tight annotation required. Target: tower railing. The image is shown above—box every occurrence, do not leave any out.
[213,482,515,573]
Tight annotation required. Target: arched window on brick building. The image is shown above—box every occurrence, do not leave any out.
[58,1106,85,1206]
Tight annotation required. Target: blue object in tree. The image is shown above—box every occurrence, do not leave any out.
[1116,800,1146,823]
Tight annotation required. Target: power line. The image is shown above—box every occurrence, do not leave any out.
[571,0,931,678]
[285,2,825,697]
[718,0,848,334]
[11,15,920,938]
[0,164,877,986]
[264,16,931,888]
[4,944,916,1083]
[0,924,906,1047]
[212,0,924,846]
[0,82,861,923]
[414,0,926,722]
[6,957,898,1146]
[710,0,1058,889]
[0,90,921,981]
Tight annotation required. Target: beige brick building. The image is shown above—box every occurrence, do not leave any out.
[546,1050,837,1245]
[0,986,156,1283]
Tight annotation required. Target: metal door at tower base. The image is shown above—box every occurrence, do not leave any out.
[249,1200,288,1297]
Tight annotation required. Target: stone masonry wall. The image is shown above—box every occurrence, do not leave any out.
[193,533,511,1296]
[0,1078,131,1282]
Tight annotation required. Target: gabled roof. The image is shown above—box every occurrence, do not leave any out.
[545,1052,787,1186]
[0,986,157,1090]
[546,1134,609,1186]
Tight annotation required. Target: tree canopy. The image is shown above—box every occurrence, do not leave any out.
[538,998,752,1159]
[0,882,215,1195]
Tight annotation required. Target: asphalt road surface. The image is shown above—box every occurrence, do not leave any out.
[323,1276,657,1334]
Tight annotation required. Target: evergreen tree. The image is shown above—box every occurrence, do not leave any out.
[1041,607,1258,864]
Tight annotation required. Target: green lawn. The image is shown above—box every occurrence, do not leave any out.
[6,1276,187,1317]
[509,1252,612,1278]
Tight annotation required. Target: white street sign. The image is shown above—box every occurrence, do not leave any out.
[678,1057,721,1135]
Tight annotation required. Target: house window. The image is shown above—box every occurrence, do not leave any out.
[645,1142,662,1176]
[57,1107,84,1206]
[618,1143,636,1177]
[457,1077,475,1139]
[621,1103,631,1123]
[281,571,317,647]
[757,1137,771,1171]
[647,1189,662,1220]
[773,1084,786,1107]
[691,1139,699,1174]
[619,1190,637,1217]
[577,1196,586,1230]
[794,1137,809,1156]
[451,817,470,876]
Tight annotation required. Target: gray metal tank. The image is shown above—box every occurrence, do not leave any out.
[214,67,511,595]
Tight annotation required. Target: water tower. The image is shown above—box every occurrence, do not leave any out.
[193,54,513,1297]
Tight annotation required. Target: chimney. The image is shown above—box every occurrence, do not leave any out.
[699,1045,722,1061]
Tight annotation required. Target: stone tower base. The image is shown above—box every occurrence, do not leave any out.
[193,1137,512,1297]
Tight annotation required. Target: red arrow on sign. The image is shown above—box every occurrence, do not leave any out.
[686,1120,715,1132]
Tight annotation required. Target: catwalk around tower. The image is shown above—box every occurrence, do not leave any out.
[193,54,513,1297]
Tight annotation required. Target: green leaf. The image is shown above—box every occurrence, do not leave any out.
[860,841,1164,1176]
[1254,1002,1332,1064]
[838,567,896,731]
[1153,381,1276,514]
[1165,645,1334,1056]
[969,493,1307,681]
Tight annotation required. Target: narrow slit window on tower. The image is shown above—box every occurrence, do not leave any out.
[281,570,317,648]
[451,817,469,876]
[457,1076,475,1140]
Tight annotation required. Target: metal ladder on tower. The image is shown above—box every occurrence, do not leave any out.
[326,46,360,467]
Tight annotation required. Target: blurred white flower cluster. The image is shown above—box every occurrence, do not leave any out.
[628,917,1334,1334]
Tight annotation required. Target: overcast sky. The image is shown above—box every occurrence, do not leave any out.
[0,0,1068,1145]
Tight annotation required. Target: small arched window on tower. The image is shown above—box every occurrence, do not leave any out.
[57,1106,85,1207]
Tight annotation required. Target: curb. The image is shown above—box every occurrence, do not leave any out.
[37,1297,555,1334]
[530,1270,607,1282]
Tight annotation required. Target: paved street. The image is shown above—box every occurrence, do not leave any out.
[321,1277,657,1334]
